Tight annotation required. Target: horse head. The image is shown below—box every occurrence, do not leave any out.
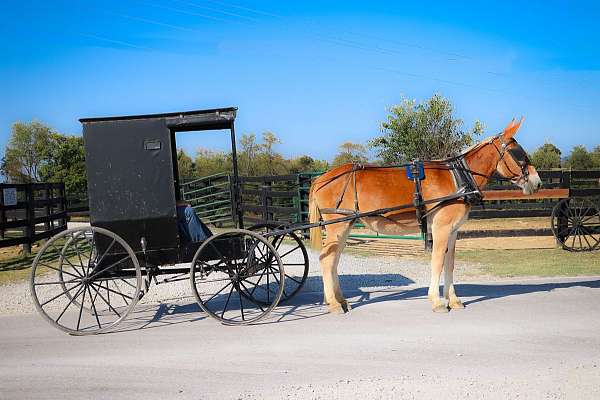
[493,118,542,195]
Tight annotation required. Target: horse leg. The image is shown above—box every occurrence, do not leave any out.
[443,231,464,309]
[319,221,352,314]
[428,217,452,313]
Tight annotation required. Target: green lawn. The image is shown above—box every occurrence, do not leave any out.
[456,248,600,277]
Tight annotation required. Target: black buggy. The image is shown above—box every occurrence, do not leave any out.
[30,108,310,335]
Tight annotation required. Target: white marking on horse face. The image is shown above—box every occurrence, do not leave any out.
[519,173,542,195]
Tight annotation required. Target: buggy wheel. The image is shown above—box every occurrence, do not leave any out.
[248,223,309,302]
[551,198,600,252]
[190,229,285,325]
[30,226,142,335]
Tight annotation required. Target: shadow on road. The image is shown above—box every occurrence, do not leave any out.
[350,278,600,309]
[106,275,600,333]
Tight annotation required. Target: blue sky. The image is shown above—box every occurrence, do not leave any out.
[1,1,599,161]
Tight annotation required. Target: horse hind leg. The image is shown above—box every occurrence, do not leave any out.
[428,218,452,313]
[319,221,353,314]
[443,232,464,310]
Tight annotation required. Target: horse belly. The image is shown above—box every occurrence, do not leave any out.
[361,212,420,236]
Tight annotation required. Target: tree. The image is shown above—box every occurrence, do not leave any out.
[2,121,52,182]
[369,94,483,163]
[288,155,329,173]
[261,131,282,175]
[239,133,258,175]
[39,134,87,195]
[564,145,594,170]
[194,148,231,177]
[332,141,368,167]
[530,142,561,169]
[591,145,600,168]
[177,149,195,181]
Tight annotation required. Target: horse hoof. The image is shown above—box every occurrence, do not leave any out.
[329,302,351,314]
[432,304,449,313]
[449,300,465,310]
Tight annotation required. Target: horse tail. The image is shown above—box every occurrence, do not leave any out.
[308,183,322,250]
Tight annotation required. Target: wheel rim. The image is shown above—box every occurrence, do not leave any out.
[30,226,142,335]
[551,198,600,252]
[190,230,285,325]
[248,223,309,303]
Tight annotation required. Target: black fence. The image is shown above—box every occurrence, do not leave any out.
[0,183,68,252]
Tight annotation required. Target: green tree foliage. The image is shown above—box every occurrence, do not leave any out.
[261,131,282,175]
[194,148,232,177]
[39,134,87,195]
[1,121,52,182]
[239,133,259,175]
[564,145,595,169]
[591,145,600,168]
[369,94,483,163]
[186,131,329,178]
[177,149,195,181]
[332,142,368,167]
[530,142,562,169]
[288,155,329,174]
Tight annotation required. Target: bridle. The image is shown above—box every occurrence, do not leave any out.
[491,135,531,184]
[465,134,531,188]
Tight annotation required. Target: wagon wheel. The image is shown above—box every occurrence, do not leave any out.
[190,229,285,325]
[248,223,309,303]
[551,198,600,252]
[30,226,142,335]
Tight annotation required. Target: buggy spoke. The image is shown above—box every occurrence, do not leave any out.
[86,285,102,329]
[237,283,245,321]
[111,280,130,305]
[95,239,116,270]
[50,243,85,277]
[34,278,80,286]
[55,285,86,323]
[220,284,235,318]
[203,281,233,305]
[90,281,134,301]
[40,281,84,307]
[76,286,87,331]
[278,245,301,259]
[88,255,131,280]
[239,281,265,312]
[119,278,137,289]
[89,283,121,318]
[71,233,88,273]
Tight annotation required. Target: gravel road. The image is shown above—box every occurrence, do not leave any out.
[2,244,600,399]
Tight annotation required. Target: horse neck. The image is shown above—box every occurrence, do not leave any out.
[463,142,500,189]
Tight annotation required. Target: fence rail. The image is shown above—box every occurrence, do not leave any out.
[0,183,68,252]
[181,173,235,227]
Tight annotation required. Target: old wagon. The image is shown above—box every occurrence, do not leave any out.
[30,108,309,335]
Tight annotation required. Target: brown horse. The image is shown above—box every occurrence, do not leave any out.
[308,118,542,313]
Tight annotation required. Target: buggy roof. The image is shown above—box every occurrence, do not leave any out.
[79,107,237,131]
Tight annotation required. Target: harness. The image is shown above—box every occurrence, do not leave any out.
[316,133,530,236]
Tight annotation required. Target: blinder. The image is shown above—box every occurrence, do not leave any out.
[503,138,530,181]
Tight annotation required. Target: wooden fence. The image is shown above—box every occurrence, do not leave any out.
[178,169,600,240]
[181,173,236,227]
[0,183,68,253]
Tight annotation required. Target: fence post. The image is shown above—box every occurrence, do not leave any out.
[0,187,5,239]
[44,186,52,231]
[261,179,272,222]
[23,184,35,255]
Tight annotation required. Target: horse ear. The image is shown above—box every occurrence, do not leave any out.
[503,118,515,132]
[504,116,524,139]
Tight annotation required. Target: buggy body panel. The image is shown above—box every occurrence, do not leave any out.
[80,107,239,265]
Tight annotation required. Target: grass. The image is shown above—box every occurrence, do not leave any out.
[0,239,89,285]
[456,248,600,278]
[0,250,38,284]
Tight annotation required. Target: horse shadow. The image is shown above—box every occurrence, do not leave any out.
[346,277,600,309]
